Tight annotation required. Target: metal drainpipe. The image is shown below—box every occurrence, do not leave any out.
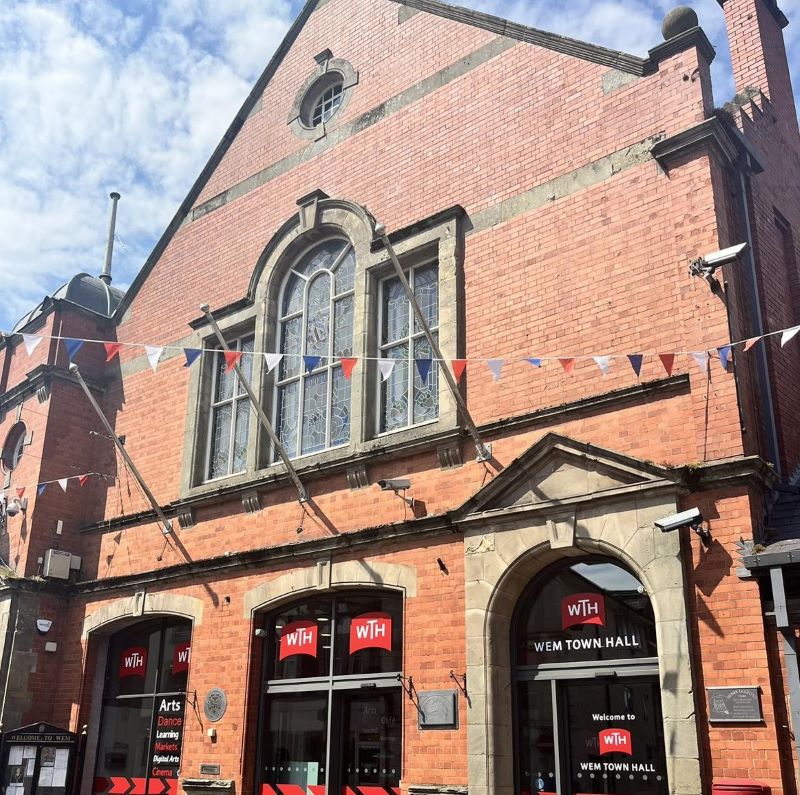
[736,162,782,477]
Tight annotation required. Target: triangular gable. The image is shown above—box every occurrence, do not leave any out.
[457,433,680,517]
[115,0,655,321]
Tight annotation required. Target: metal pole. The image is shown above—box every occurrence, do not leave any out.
[100,192,120,285]
[200,304,309,503]
[69,364,172,534]
[770,567,800,769]
[374,224,492,462]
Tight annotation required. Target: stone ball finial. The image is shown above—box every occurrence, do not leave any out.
[662,6,699,40]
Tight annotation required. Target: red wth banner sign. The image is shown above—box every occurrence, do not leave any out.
[279,620,318,660]
[119,646,148,679]
[172,642,191,673]
[598,728,633,756]
[561,593,606,630]
[349,612,392,654]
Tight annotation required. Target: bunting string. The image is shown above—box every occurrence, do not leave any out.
[4,322,800,379]
[1,472,115,501]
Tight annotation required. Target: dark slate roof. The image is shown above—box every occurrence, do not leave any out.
[765,484,800,543]
[12,273,125,332]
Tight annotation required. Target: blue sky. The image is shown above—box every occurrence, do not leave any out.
[0,0,798,333]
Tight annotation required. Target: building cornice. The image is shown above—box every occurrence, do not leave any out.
[0,364,107,418]
[647,28,716,66]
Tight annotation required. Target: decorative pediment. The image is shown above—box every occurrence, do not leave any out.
[458,433,680,517]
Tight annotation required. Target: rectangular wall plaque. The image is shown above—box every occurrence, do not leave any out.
[707,686,763,722]
[417,690,458,729]
[199,764,221,776]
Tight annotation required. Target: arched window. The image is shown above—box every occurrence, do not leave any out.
[512,558,668,795]
[275,238,355,459]
[257,591,402,795]
[92,618,192,795]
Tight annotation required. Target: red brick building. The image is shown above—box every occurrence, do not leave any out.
[1,1,800,794]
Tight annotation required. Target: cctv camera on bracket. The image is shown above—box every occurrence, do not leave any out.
[654,507,711,549]
[376,478,414,507]
[689,242,748,288]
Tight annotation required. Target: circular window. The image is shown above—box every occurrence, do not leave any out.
[1,422,26,473]
[300,72,345,129]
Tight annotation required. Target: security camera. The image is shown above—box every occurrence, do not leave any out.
[4,499,22,518]
[702,242,748,268]
[377,479,411,491]
[654,507,702,532]
[689,243,748,286]
[654,507,711,548]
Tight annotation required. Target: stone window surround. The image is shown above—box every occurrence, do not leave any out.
[287,52,359,141]
[463,492,703,795]
[179,197,462,499]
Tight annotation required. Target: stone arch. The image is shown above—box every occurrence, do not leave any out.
[82,592,204,639]
[242,559,417,617]
[464,493,701,795]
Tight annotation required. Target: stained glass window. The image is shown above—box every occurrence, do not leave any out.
[276,240,354,459]
[207,336,254,480]
[379,263,439,433]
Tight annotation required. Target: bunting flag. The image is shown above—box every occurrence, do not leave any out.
[691,351,709,372]
[487,359,504,381]
[303,355,321,373]
[58,478,68,492]
[743,336,762,352]
[593,356,610,376]
[659,353,675,376]
[526,358,542,368]
[78,474,90,486]
[224,350,242,373]
[451,359,467,382]
[781,326,800,347]
[379,359,395,381]
[64,338,84,361]
[264,352,283,373]
[37,483,47,496]
[627,354,643,378]
[145,346,164,373]
[15,487,25,499]
[22,334,42,355]
[718,345,732,370]
[560,358,575,375]
[415,358,433,383]
[104,342,123,362]
[184,348,202,367]
[340,358,358,380]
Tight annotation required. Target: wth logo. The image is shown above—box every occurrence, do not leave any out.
[561,593,606,630]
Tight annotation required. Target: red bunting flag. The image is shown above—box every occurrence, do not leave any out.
[340,358,358,380]
[16,487,25,499]
[104,342,123,362]
[223,351,242,373]
[451,359,467,382]
[559,358,575,375]
[658,354,675,376]
[78,474,90,487]
[743,337,762,352]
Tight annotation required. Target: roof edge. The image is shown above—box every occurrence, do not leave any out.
[390,0,653,76]
[114,0,323,322]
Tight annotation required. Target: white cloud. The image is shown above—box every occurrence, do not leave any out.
[0,0,797,333]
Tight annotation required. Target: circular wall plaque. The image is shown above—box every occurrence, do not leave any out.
[204,688,227,722]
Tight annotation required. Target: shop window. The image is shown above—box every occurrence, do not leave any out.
[258,591,403,795]
[513,559,668,795]
[92,618,191,795]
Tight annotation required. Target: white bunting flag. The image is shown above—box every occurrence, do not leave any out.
[593,356,610,376]
[378,359,395,381]
[22,334,42,355]
[691,351,709,372]
[487,359,504,381]
[781,326,800,347]
[145,346,163,372]
[58,478,68,492]
[264,353,283,373]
